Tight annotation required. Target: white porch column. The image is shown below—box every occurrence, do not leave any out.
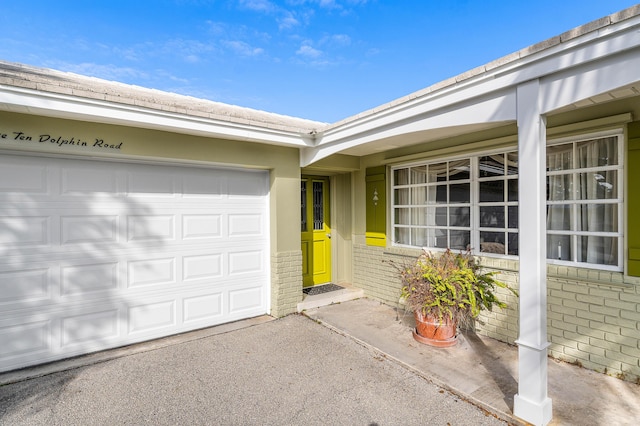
[514,79,553,426]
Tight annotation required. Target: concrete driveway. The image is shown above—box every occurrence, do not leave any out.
[0,314,506,426]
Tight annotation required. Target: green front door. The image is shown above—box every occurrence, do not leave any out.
[301,176,331,287]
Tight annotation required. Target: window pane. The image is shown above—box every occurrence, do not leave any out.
[508,232,519,256]
[395,227,410,245]
[412,187,429,205]
[412,207,427,225]
[435,185,448,204]
[449,159,470,180]
[450,230,470,250]
[428,162,447,182]
[394,208,410,225]
[480,206,505,228]
[547,234,571,261]
[431,229,448,248]
[508,179,518,201]
[414,207,445,226]
[479,180,504,202]
[450,183,470,203]
[578,204,618,233]
[508,206,518,229]
[450,207,470,227]
[479,154,505,177]
[394,188,410,205]
[411,228,429,247]
[547,144,573,171]
[547,174,573,201]
[506,152,518,175]
[577,137,618,168]
[435,207,447,226]
[577,236,617,265]
[578,171,617,200]
[394,168,409,185]
[313,181,324,230]
[411,166,427,184]
[547,205,572,231]
[480,232,505,254]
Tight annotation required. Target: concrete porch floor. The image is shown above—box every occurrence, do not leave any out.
[302,296,640,426]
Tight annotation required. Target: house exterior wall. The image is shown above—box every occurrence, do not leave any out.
[0,110,303,317]
[353,245,640,382]
[352,112,640,383]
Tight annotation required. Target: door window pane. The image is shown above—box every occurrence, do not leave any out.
[313,181,323,230]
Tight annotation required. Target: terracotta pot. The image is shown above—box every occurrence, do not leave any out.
[412,311,458,347]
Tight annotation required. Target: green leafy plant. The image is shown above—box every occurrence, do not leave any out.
[397,249,515,328]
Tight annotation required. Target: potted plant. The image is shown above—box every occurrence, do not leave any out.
[397,249,514,347]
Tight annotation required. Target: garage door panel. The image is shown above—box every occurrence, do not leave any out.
[127,257,176,288]
[182,254,223,281]
[182,170,224,198]
[61,262,119,296]
[0,155,270,373]
[127,215,175,242]
[61,215,119,245]
[228,213,264,237]
[182,214,222,239]
[227,170,268,197]
[128,300,176,334]
[126,169,177,198]
[182,293,223,324]
[0,158,50,195]
[61,309,120,348]
[229,286,265,314]
[228,250,265,275]
[0,268,50,304]
[0,216,50,247]
[61,166,119,195]
[0,320,51,359]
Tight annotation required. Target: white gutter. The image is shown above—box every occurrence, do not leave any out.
[0,86,316,149]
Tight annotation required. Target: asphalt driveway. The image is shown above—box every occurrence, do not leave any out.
[0,314,506,425]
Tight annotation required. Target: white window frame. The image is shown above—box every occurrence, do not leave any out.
[546,130,624,272]
[391,148,517,258]
[390,129,624,272]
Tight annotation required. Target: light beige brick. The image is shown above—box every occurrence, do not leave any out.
[605,299,637,311]
[620,291,640,304]
[563,346,590,362]
[604,332,638,348]
[606,350,639,366]
[589,304,620,317]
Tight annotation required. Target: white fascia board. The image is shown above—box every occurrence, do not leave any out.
[539,46,640,113]
[300,91,517,166]
[0,86,313,148]
[320,78,517,147]
[306,15,640,166]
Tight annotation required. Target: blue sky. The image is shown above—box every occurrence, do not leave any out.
[1,1,638,122]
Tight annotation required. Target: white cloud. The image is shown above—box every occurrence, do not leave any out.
[239,0,276,13]
[223,40,265,57]
[321,34,351,46]
[296,43,322,58]
[278,11,300,29]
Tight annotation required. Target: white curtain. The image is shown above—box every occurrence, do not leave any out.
[577,137,618,265]
[546,137,618,265]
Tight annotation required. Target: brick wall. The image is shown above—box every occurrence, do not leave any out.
[353,243,640,383]
[547,265,640,382]
[270,250,303,317]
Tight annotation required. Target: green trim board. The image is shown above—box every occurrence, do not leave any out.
[366,166,386,247]
[628,122,640,277]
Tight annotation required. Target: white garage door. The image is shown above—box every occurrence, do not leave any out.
[0,154,270,372]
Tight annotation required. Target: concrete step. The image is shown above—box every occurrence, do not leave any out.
[297,285,364,312]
